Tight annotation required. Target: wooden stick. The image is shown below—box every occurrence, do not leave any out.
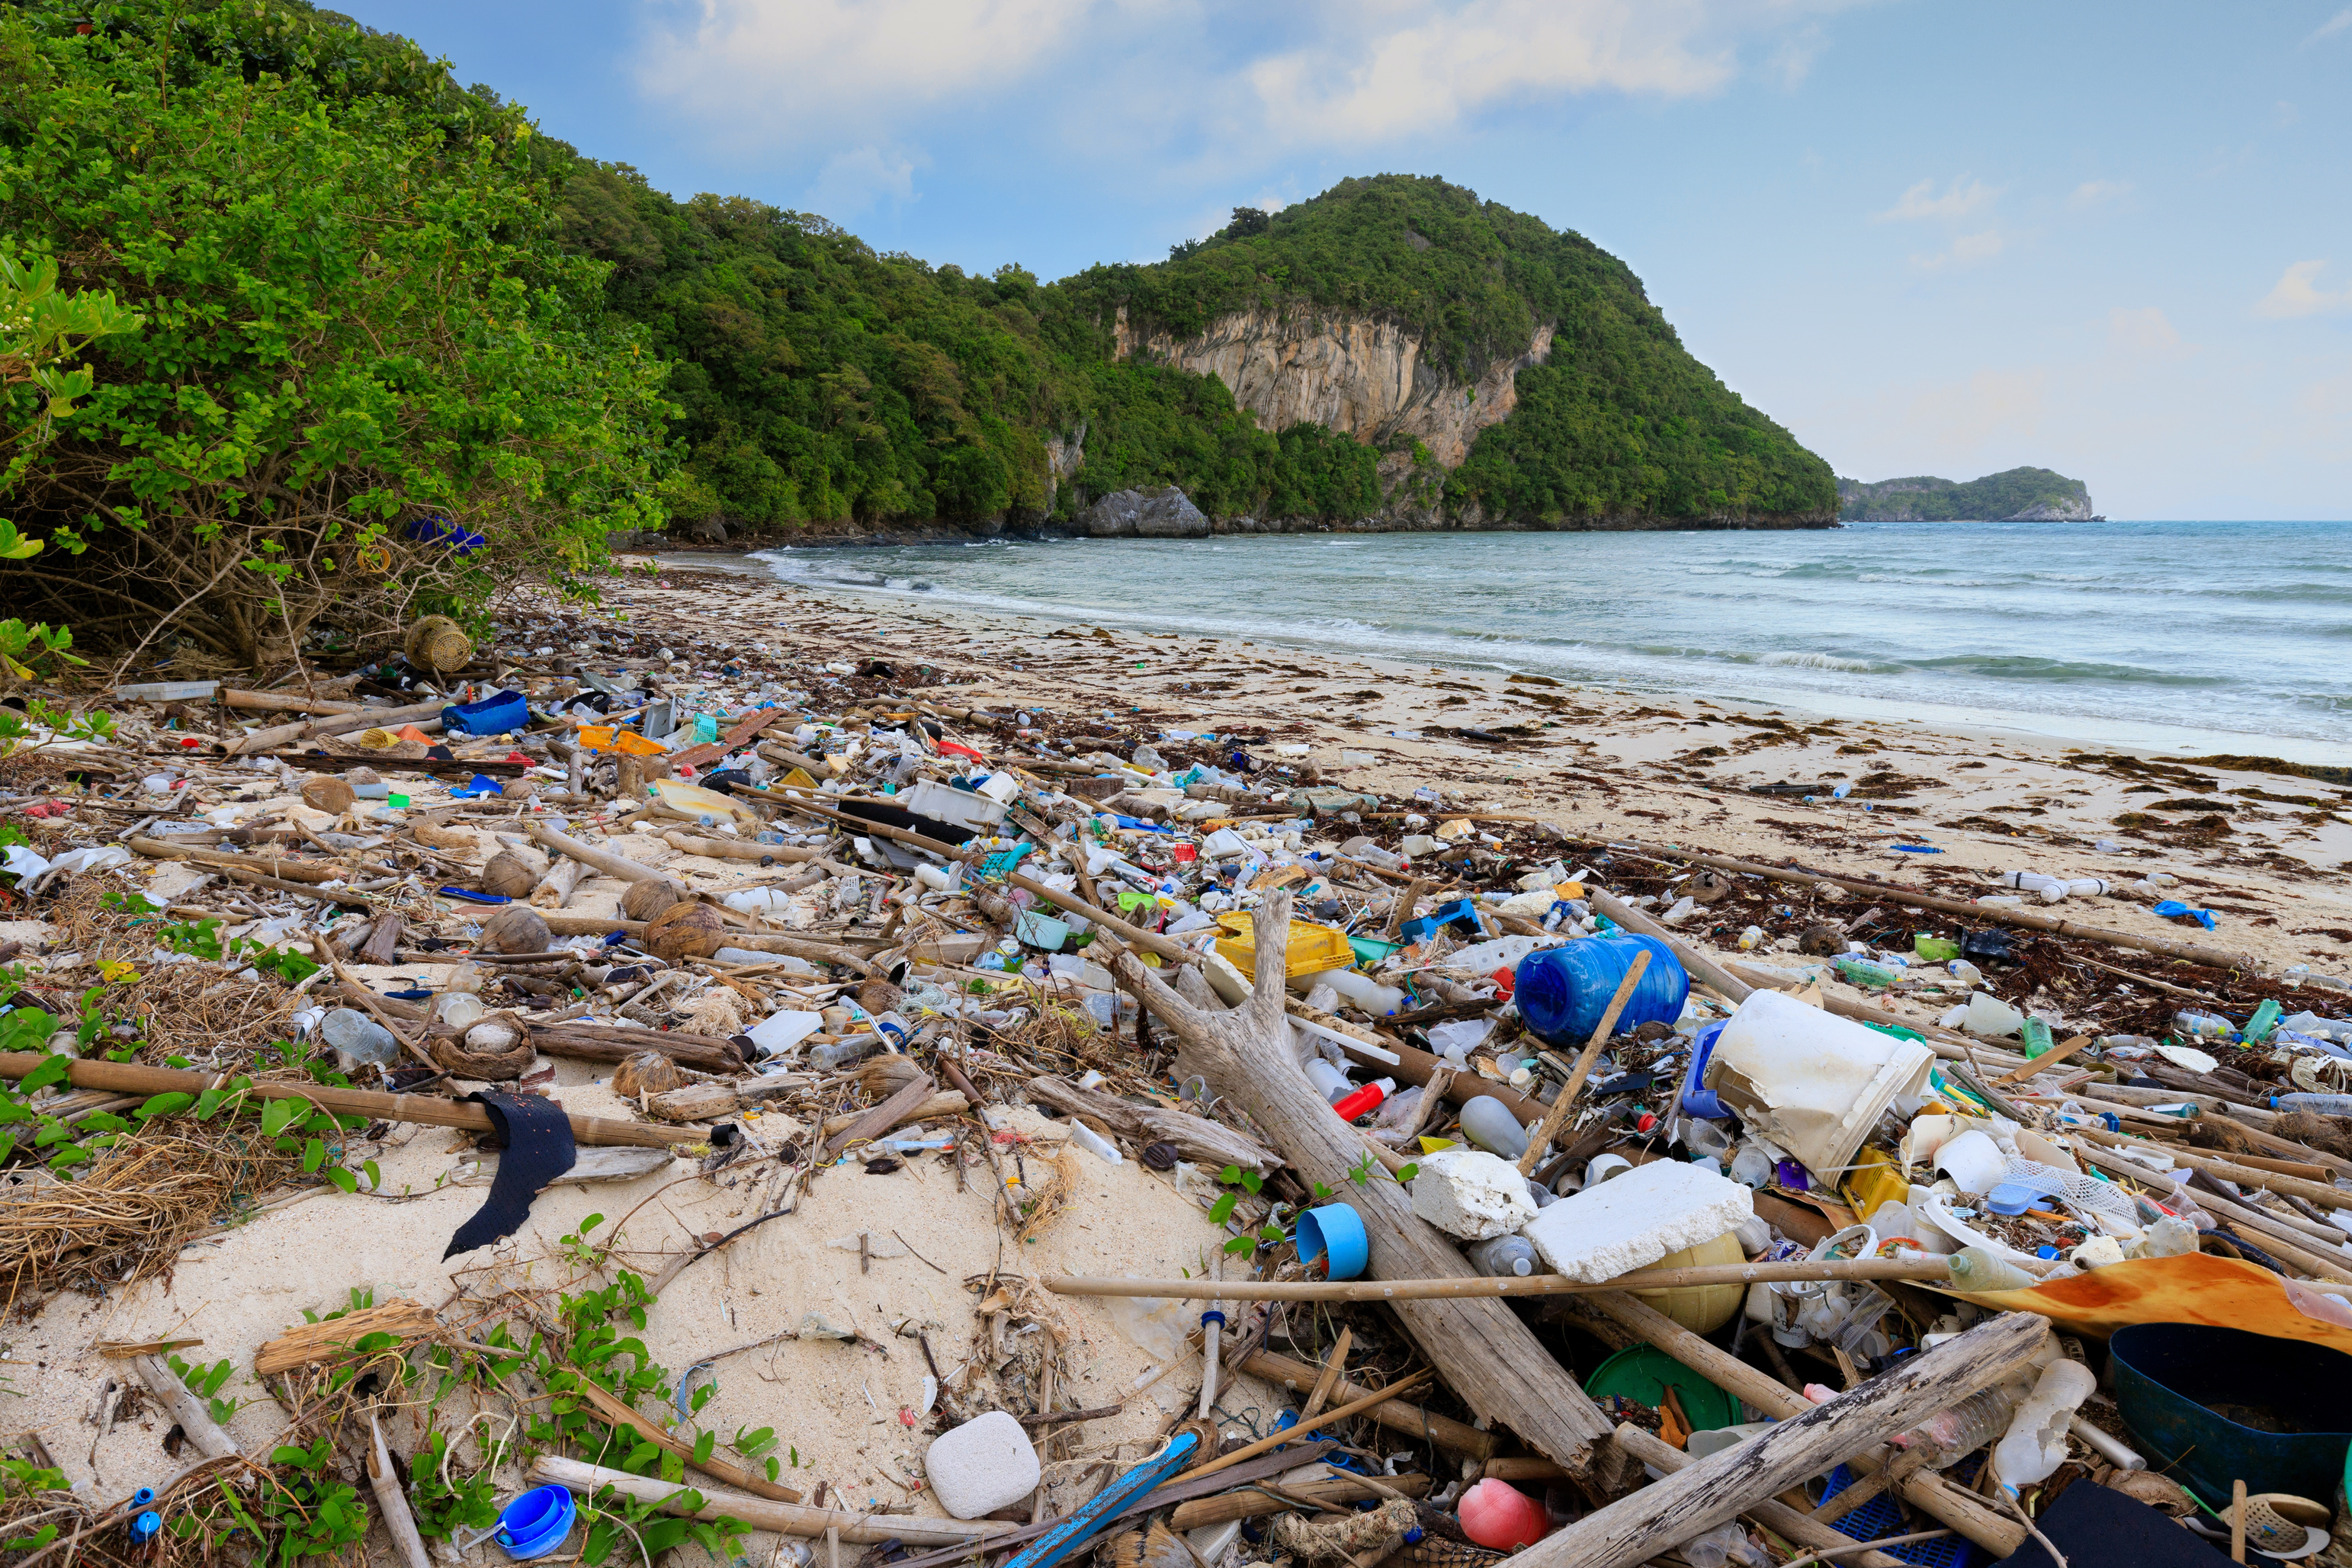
[1609,1425,1908,1568]
[2232,1479,2247,1565]
[0,1053,703,1150]
[1181,1370,1430,1481]
[1046,1257,1953,1303]
[570,1377,804,1503]
[1519,948,1650,1175]
[133,1355,239,1461]
[1240,1350,1493,1459]
[2068,1124,2350,1211]
[1301,1327,1352,1422]
[1166,1473,1429,1531]
[1989,1034,2093,1088]
[367,1409,433,1568]
[1505,1313,2049,1568]
[825,1073,937,1159]
[528,1455,1009,1545]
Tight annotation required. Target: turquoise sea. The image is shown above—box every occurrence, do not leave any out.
[748,520,2352,762]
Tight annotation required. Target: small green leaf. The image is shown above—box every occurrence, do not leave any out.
[1207,1192,1237,1226]
[325,1166,357,1194]
[302,1137,325,1172]
[1218,1164,1241,1185]
[1237,1171,1263,1194]
[1395,1162,1418,1182]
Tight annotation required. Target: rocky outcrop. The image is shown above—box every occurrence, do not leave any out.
[1112,306,1551,467]
[1837,467,2093,522]
[1080,486,1211,539]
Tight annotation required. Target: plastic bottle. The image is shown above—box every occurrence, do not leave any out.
[2273,1092,2352,1115]
[2244,999,2283,1044]
[1330,1079,1394,1122]
[1901,1386,2020,1468]
[1303,1057,1352,1105]
[2020,1017,2054,1059]
[1738,925,1763,951]
[1459,1096,1529,1160]
[1728,1143,1775,1188]
[2173,1008,2234,1040]
[1301,967,1407,1017]
[1833,956,1901,990]
[1947,958,1985,987]
[1069,1122,1122,1165]
[1466,1235,1541,1278]
[810,1034,882,1073]
[1458,1479,1551,1551]
[1945,1246,2039,1292]
[1999,870,2068,903]
[320,1008,399,1067]
[2064,878,2112,898]
[1991,1359,2097,1496]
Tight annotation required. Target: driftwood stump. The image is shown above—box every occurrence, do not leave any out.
[1109,890,1620,1480]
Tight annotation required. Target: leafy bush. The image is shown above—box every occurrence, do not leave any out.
[0,1,670,670]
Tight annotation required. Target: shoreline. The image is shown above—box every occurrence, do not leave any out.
[614,554,2352,980]
[675,544,2352,769]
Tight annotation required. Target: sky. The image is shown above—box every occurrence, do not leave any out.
[351,0,2352,520]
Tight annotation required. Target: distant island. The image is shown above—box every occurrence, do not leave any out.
[1836,467,2097,522]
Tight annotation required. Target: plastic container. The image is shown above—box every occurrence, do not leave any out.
[1466,1234,1540,1277]
[1069,1122,1122,1165]
[748,1010,823,1057]
[1303,1057,1352,1105]
[1991,1358,2096,1496]
[2275,1093,2352,1115]
[1217,916,1354,980]
[1514,935,1690,1048]
[496,1485,577,1560]
[1330,1079,1393,1122]
[2174,1008,2234,1039]
[1834,956,1901,990]
[443,688,530,738]
[1680,1020,1729,1117]
[1296,1204,1369,1281]
[321,1008,400,1067]
[1585,1343,1741,1431]
[2109,1323,2352,1507]
[1459,1095,1529,1160]
[1629,1230,1745,1332]
[1458,1478,1551,1551]
[1945,1246,2039,1293]
[1703,989,1936,1181]
[1298,967,1407,1016]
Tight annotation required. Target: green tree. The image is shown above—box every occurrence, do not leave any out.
[0,2,670,672]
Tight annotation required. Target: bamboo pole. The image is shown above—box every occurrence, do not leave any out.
[528,1456,1010,1545]
[1240,1350,1494,1460]
[1181,1370,1430,1480]
[0,1053,702,1150]
[2067,1124,2350,1211]
[1046,1257,1953,1303]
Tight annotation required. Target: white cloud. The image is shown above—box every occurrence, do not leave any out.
[2107,306,2181,353]
[2068,178,2132,210]
[2309,7,2352,41]
[2255,259,2352,318]
[637,0,1096,143]
[804,146,923,221]
[1877,175,2000,223]
[1911,229,2004,271]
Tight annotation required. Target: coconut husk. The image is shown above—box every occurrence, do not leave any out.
[621,877,688,922]
[430,1015,532,1081]
[855,978,906,1016]
[403,614,475,675]
[480,904,552,954]
[480,849,543,900]
[2274,1110,2352,1162]
[646,901,724,962]
[612,1050,690,1098]
[300,775,355,813]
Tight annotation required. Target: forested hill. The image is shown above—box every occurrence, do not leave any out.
[569,168,1838,535]
[1836,467,2095,521]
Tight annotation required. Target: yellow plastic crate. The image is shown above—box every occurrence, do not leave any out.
[1214,913,1356,979]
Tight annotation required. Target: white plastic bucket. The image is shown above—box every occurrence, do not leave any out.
[1703,990,1936,1182]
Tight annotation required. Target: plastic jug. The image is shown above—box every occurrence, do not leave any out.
[1514,935,1689,1047]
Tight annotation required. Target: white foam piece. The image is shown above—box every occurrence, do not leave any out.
[1409,1149,1537,1241]
[923,1410,1040,1518]
[1523,1160,1753,1284]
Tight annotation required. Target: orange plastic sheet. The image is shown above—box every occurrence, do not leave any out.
[1944,1252,2352,1354]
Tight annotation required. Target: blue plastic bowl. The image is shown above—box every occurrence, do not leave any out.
[1296,1203,1369,1281]
[1515,935,1690,1048]
[497,1485,577,1560]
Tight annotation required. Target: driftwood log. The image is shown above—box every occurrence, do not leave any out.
[1609,1425,1906,1568]
[1500,1310,2048,1568]
[1025,1075,1283,1175]
[1580,1291,2025,1556]
[1107,890,1619,1481]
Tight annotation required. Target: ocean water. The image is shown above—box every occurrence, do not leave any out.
[746,519,2352,762]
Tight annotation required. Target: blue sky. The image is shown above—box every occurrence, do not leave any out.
[355,0,2352,519]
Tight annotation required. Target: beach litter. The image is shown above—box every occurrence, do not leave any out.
[1,581,2349,1568]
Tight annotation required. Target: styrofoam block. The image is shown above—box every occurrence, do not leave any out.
[924,1409,1039,1518]
[1410,1149,1538,1241]
[1523,1160,1754,1283]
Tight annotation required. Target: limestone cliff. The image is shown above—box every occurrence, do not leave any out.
[1112,306,1552,468]
[1837,467,2095,522]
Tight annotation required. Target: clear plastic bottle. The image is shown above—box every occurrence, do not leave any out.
[2272,1092,2352,1116]
[2174,1008,2234,1040]
[1899,1385,2020,1468]
[1946,1246,2039,1292]
[1833,956,1901,990]
[1459,1096,1529,1159]
[1466,1235,1541,1278]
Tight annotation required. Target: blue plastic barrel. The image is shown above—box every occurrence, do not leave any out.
[1515,935,1689,1047]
